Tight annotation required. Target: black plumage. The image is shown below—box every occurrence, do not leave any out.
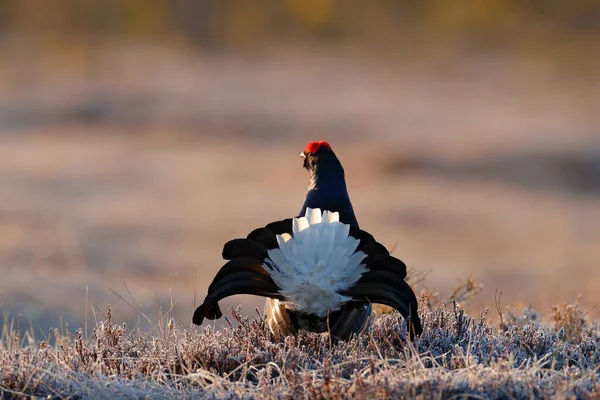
[193,215,423,339]
[192,141,423,341]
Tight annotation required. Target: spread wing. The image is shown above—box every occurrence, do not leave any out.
[193,214,422,339]
[192,219,293,325]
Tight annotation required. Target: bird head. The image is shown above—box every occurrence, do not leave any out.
[301,140,334,171]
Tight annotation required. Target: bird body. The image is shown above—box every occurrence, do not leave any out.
[193,141,423,341]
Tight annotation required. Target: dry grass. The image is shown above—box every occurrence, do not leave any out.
[1,287,599,399]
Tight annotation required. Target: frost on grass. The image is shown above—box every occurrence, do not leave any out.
[1,292,599,399]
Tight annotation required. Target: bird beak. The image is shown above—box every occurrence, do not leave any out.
[300,152,306,158]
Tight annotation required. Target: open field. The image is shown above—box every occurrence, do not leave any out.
[1,45,599,397]
[1,47,600,332]
[1,128,600,331]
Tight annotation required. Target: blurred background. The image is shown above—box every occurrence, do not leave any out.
[1,0,599,334]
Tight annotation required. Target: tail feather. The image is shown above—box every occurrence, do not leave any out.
[222,238,267,260]
[359,241,390,258]
[208,257,272,291]
[247,227,278,250]
[192,302,222,324]
[363,255,408,279]
[194,209,423,340]
[343,273,422,338]
[206,274,281,305]
[193,260,283,326]
[329,303,373,341]
[194,275,282,325]
[348,226,376,249]
[265,218,293,236]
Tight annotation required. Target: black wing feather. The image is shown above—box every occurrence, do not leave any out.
[342,272,422,338]
[193,257,284,326]
[264,218,294,236]
[247,227,278,250]
[222,238,267,260]
[363,255,407,279]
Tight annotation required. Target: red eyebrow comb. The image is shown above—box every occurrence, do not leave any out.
[304,141,332,153]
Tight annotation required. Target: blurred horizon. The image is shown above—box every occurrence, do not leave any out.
[1,1,599,335]
[2,1,600,58]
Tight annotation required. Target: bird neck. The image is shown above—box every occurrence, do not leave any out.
[306,161,347,192]
[301,161,359,227]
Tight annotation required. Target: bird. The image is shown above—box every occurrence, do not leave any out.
[192,141,422,340]
[268,140,369,339]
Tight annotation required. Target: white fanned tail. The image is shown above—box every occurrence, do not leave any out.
[263,208,368,317]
